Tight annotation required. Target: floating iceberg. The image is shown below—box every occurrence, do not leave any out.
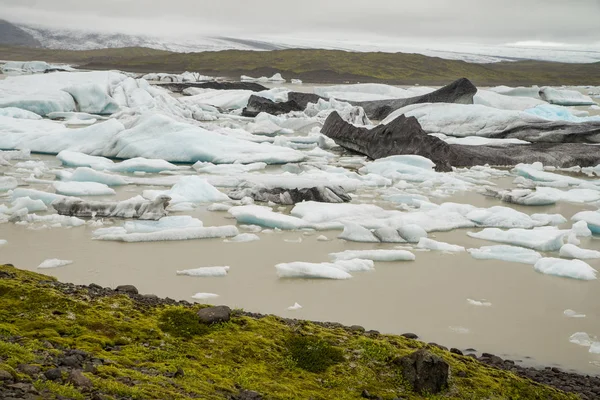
[63,167,128,186]
[287,302,303,310]
[52,195,170,220]
[468,227,566,251]
[275,262,353,279]
[53,181,116,196]
[417,238,465,252]
[467,245,542,264]
[241,73,286,83]
[0,107,42,120]
[143,176,229,205]
[571,211,600,234]
[338,222,380,243]
[559,244,600,260]
[569,332,594,347]
[38,259,73,269]
[474,90,545,111]
[0,177,18,192]
[539,87,596,106]
[191,293,220,300]
[229,205,315,230]
[108,158,180,173]
[93,223,239,242]
[330,249,415,262]
[467,299,492,307]
[224,233,260,243]
[57,151,115,170]
[176,266,230,277]
[534,258,597,280]
[564,309,586,318]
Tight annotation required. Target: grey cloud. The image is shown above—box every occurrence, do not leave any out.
[1,0,599,43]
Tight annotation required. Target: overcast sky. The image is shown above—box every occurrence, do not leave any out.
[2,0,599,44]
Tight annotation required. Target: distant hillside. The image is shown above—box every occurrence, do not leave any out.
[2,46,599,86]
[0,20,41,48]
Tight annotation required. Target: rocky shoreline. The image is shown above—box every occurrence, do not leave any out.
[1,265,598,399]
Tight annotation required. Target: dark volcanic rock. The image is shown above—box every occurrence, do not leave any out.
[17,364,41,377]
[197,305,231,325]
[44,368,62,381]
[287,92,327,108]
[322,111,600,169]
[401,333,419,340]
[115,285,139,295]
[68,370,92,389]
[242,95,305,117]
[229,185,351,205]
[349,78,477,120]
[0,369,13,381]
[231,390,263,400]
[396,349,449,395]
[160,81,268,93]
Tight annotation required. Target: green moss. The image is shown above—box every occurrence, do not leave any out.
[158,307,210,338]
[0,264,580,400]
[286,335,345,373]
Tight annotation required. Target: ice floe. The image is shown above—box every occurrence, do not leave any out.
[417,238,465,252]
[330,249,415,262]
[467,245,542,264]
[467,299,492,307]
[38,259,73,269]
[468,227,566,251]
[559,244,600,260]
[534,258,597,280]
[176,266,230,277]
[564,309,586,318]
[53,181,116,196]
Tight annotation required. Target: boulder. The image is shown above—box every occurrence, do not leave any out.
[197,305,231,325]
[395,349,449,394]
[68,370,92,389]
[115,285,139,295]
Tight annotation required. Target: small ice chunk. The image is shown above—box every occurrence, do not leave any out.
[559,244,600,260]
[53,181,116,196]
[316,235,329,241]
[397,224,427,243]
[330,249,415,262]
[38,259,73,269]
[467,299,492,307]
[208,203,231,212]
[571,211,600,234]
[275,262,352,280]
[0,177,18,192]
[176,266,230,277]
[338,222,379,243]
[534,258,597,280]
[417,238,465,252]
[93,224,239,242]
[224,233,260,243]
[191,293,220,300]
[109,157,180,173]
[287,302,303,310]
[143,176,229,204]
[572,220,592,237]
[373,227,406,243]
[57,150,114,169]
[590,342,600,354]
[569,332,594,347]
[0,240,7,246]
[564,309,586,318]
[449,326,470,334]
[468,245,542,265]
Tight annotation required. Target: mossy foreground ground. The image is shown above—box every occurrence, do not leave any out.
[0,264,577,399]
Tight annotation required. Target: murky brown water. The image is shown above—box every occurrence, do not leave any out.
[2,156,600,374]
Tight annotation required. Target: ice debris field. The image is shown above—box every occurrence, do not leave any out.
[1,63,600,372]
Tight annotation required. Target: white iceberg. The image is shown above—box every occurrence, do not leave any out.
[468,227,566,251]
[559,244,600,260]
[539,87,596,106]
[176,266,230,277]
[467,299,492,307]
[330,249,415,262]
[571,211,600,234]
[569,332,594,347]
[224,233,260,243]
[287,302,303,310]
[338,222,380,243]
[467,245,542,264]
[275,262,353,280]
[38,259,73,269]
[564,309,586,318]
[417,238,465,252]
[143,176,229,205]
[53,181,116,196]
[63,167,128,186]
[534,258,597,280]
[191,293,220,300]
